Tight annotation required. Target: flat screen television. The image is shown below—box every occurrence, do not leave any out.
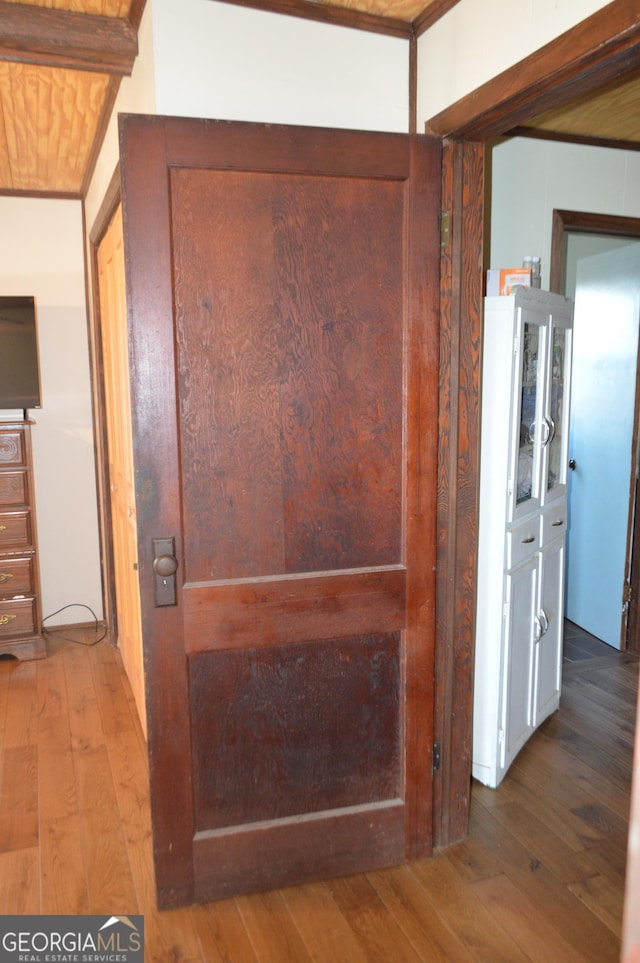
[0,296,42,410]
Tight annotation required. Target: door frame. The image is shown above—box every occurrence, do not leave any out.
[88,166,123,646]
[431,1,640,846]
[550,210,640,653]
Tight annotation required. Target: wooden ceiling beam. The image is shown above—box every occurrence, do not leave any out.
[215,0,412,39]
[0,1,138,75]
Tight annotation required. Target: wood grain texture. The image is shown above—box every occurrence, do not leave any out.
[212,0,412,37]
[184,568,406,652]
[0,470,28,506]
[0,60,110,193]
[0,630,634,960]
[2,0,133,16]
[121,116,440,905]
[96,202,146,734]
[171,167,404,581]
[190,633,401,829]
[433,138,483,847]
[523,71,640,145]
[0,0,137,73]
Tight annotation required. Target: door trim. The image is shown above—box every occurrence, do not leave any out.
[425,1,640,141]
[87,165,122,645]
[433,138,484,847]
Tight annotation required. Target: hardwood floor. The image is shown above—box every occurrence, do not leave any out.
[0,623,636,962]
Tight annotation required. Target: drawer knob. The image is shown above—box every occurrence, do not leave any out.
[0,614,17,626]
[0,572,14,584]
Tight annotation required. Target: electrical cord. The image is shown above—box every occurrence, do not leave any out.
[42,603,107,647]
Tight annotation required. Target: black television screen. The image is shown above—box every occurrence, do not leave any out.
[0,296,42,410]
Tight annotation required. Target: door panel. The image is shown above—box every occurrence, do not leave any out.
[189,632,400,830]
[535,534,564,725]
[120,116,440,907]
[566,243,640,647]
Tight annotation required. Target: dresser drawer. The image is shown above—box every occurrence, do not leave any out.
[0,430,26,467]
[0,557,34,598]
[0,470,28,508]
[0,596,37,639]
[0,511,32,550]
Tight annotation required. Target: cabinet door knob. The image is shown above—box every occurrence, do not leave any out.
[568,458,576,470]
[534,609,549,640]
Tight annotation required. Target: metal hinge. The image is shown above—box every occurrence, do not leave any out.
[440,211,451,250]
[433,742,441,771]
[623,580,632,605]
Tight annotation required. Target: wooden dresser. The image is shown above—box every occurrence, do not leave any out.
[0,421,46,660]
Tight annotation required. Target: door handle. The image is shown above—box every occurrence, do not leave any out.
[153,553,178,577]
[541,415,555,447]
[153,537,178,606]
[534,609,549,641]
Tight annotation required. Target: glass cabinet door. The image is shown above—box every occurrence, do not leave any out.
[513,318,545,517]
[544,322,572,501]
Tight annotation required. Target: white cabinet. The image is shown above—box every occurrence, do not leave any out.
[473,288,573,788]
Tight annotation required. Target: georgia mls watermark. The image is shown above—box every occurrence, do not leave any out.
[0,916,144,963]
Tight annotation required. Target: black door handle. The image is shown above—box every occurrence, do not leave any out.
[153,536,178,606]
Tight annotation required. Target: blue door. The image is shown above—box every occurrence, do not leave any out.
[565,243,640,647]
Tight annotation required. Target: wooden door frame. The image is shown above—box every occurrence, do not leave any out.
[550,210,640,654]
[87,167,123,646]
[432,1,640,846]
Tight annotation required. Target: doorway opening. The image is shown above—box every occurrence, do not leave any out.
[551,210,640,654]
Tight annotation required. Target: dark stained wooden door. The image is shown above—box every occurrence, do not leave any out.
[119,115,441,908]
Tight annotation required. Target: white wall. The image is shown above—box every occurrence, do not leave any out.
[416,0,610,129]
[0,197,102,627]
[151,0,409,132]
[489,138,640,288]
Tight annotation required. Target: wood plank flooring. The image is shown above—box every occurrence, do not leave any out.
[0,623,636,962]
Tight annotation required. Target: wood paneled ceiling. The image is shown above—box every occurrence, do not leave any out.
[0,0,142,196]
[0,0,638,198]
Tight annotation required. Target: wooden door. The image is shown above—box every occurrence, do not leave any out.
[96,204,145,735]
[119,116,441,908]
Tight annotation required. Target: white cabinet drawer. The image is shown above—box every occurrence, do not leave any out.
[541,509,566,546]
[506,518,540,569]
